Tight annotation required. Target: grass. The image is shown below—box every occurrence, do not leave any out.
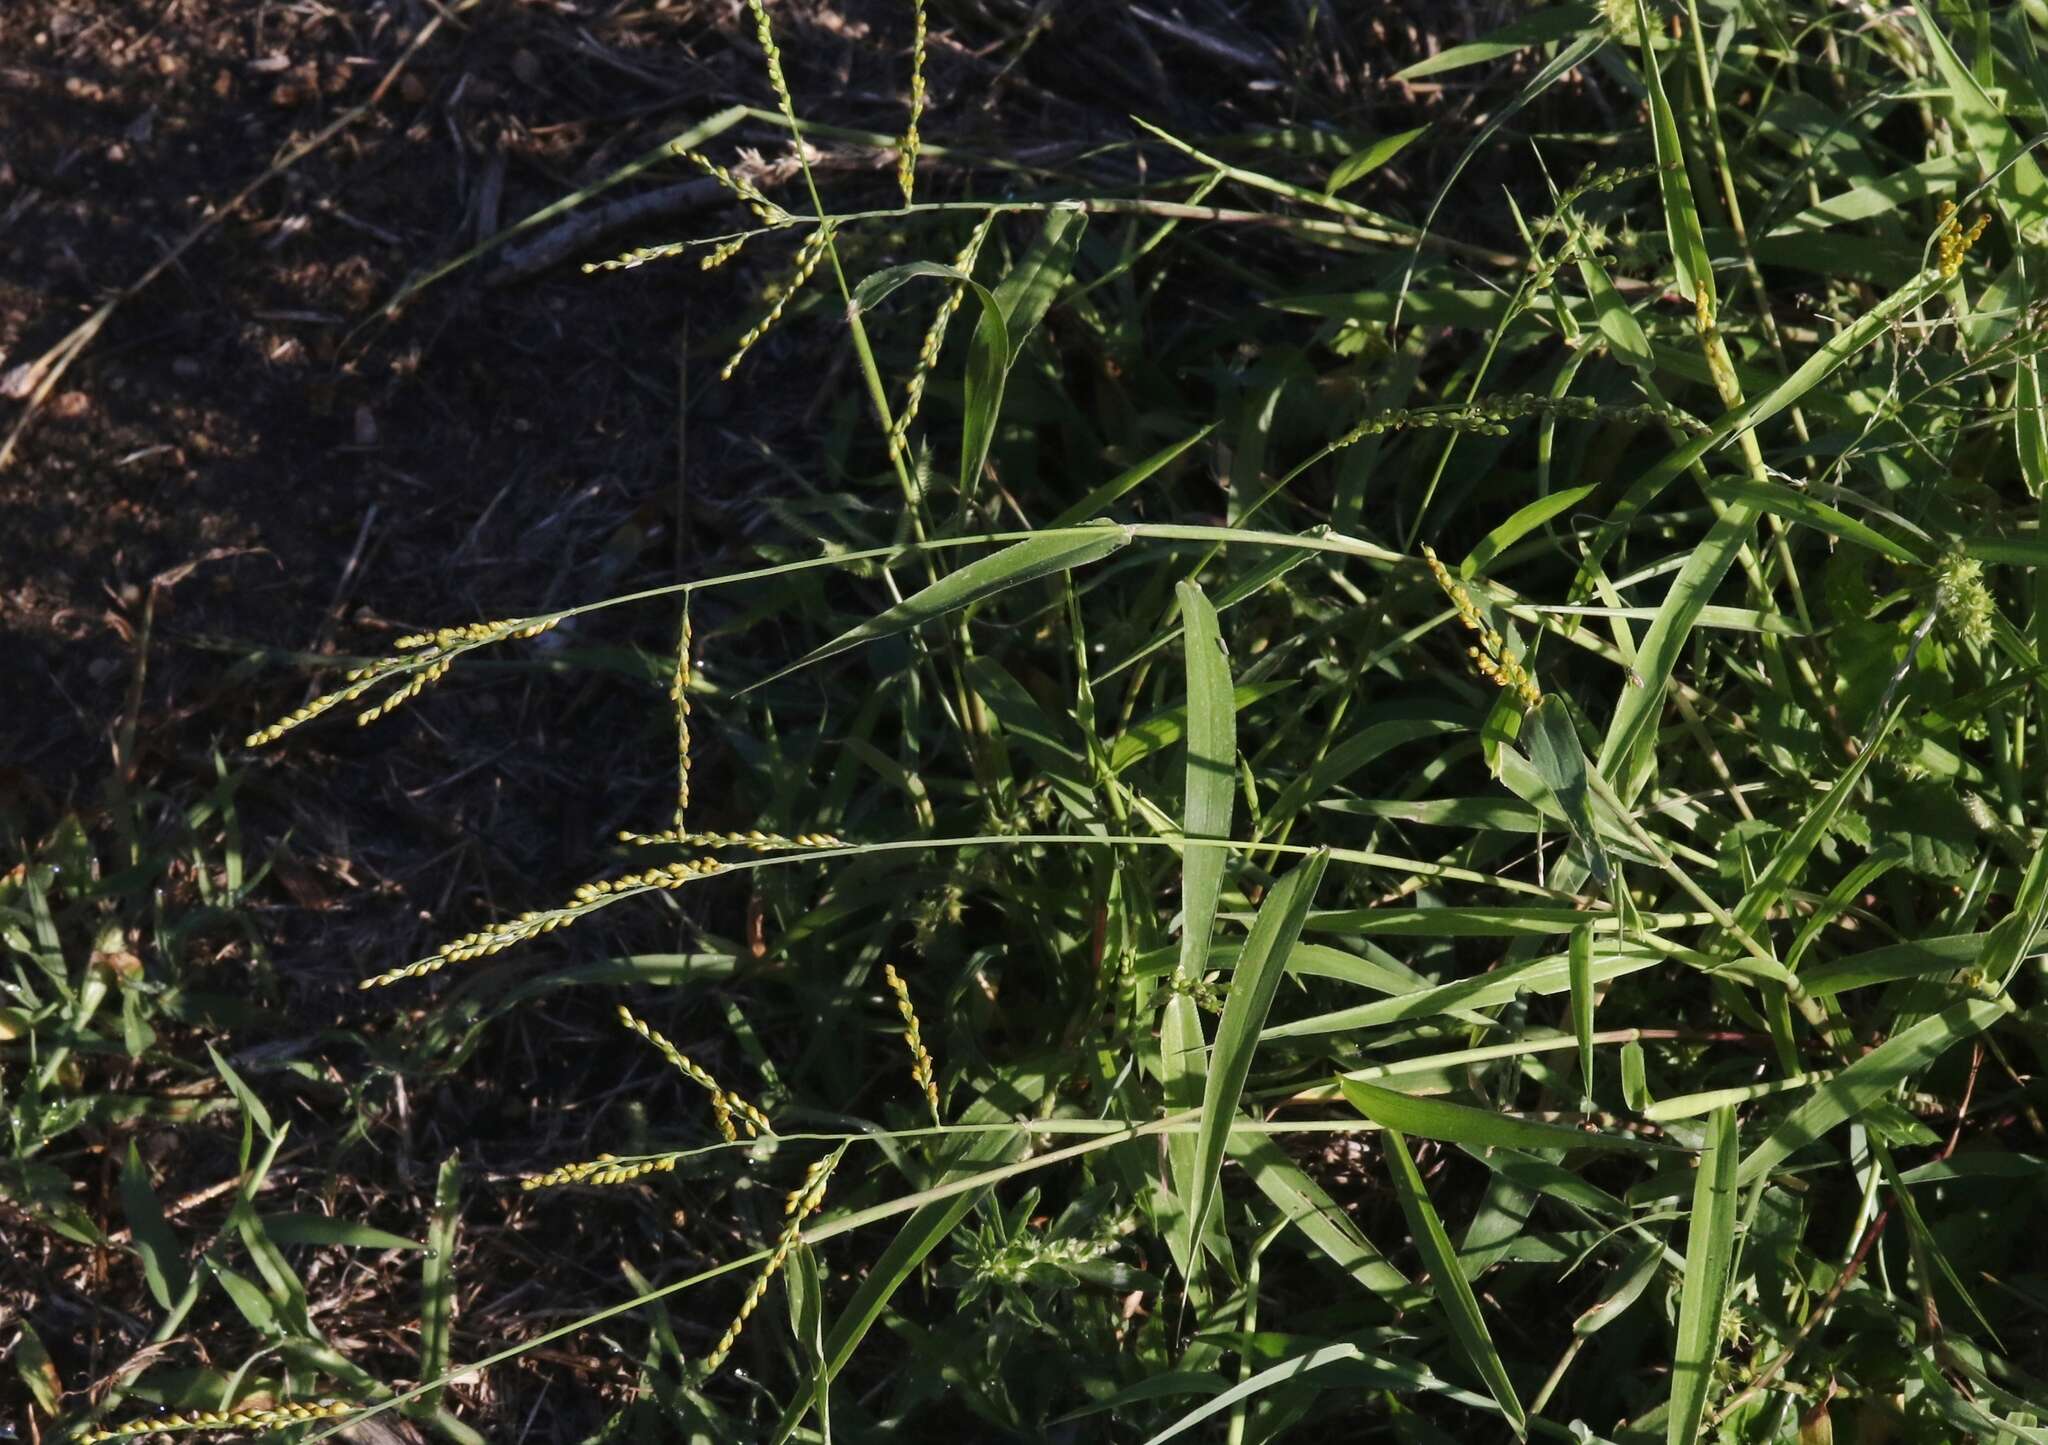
[12,0,2048,1440]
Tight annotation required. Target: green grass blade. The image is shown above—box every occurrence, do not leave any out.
[748,524,1129,691]
[1186,850,1328,1276]
[1638,0,1715,310]
[1462,484,1597,578]
[1523,696,1611,887]
[1340,1078,1661,1155]
[769,1097,1030,1445]
[1229,1130,1422,1309]
[1141,1342,1450,1445]
[1177,579,1234,984]
[1263,945,1661,1039]
[1595,268,1937,785]
[418,1151,462,1413]
[1050,424,1216,528]
[1914,2,2048,239]
[120,1140,188,1312]
[990,209,1086,365]
[1380,1126,1528,1436]
[1570,925,1596,1105]
[1324,126,1429,193]
[1395,4,1596,80]
[1736,998,2007,1187]
[1667,1105,1739,1445]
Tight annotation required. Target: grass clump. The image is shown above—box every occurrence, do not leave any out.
[23,1,2048,1442]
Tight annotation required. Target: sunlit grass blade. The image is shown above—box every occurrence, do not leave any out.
[1229,1130,1422,1309]
[1637,0,1715,311]
[1737,998,2007,1187]
[1522,696,1611,887]
[1176,579,1234,984]
[1668,1105,1738,1445]
[1569,925,1596,1105]
[415,1151,461,1415]
[1186,850,1328,1279]
[746,524,1129,692]
[1379,1125,1527,1437]
[1341,1077,1660,1155]
[1050,424,1216,528]
[119,1141,187,1312]
[1596,269,1939,787]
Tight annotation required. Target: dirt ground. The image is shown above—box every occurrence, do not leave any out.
[1,0,1523,1432]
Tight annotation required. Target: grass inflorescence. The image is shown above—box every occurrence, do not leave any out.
[47,5,2048,1444]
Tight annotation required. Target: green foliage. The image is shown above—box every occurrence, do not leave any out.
[35,2,2048,1441]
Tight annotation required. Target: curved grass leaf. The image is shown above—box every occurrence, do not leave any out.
[1462,483,1598,578]
[1340,1078,1661,1155]
[120,1141,187,1311]
[749,524,1130,692]
[1570,925,1596,1104]
[1143,1342,1442,1445]
[1523,696,1611,886]
[1176,579,1234,985]
[1264,944,1661,1039]
[1380,1126,1528,1437]
[1736,998,2007,1187]
[1638,0,1715,309]
[1187,850,1328,1277]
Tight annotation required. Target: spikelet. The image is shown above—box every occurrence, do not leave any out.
[1325,395,1705,457]
[699,233,749,271]
[247,614,560,747]
[883,964,941,1126]
[1936,198,1991,279]
[522,1151,679,1191]
[1422,546,1541,708]
[80,1400,354,1442]
[361,856,725,989]
[619,828,845,852]
[890,215,994,460]
[721,224,832,382]
[682,149,785,225]
[618,1005,773,1141]
[897,0,929,207]
[746,0,798,123]
[672,607,693,832]
[585,239,691,273]
[697,1152,837,1379]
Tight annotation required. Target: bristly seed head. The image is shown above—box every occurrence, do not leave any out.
[1423,546,1541,707]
